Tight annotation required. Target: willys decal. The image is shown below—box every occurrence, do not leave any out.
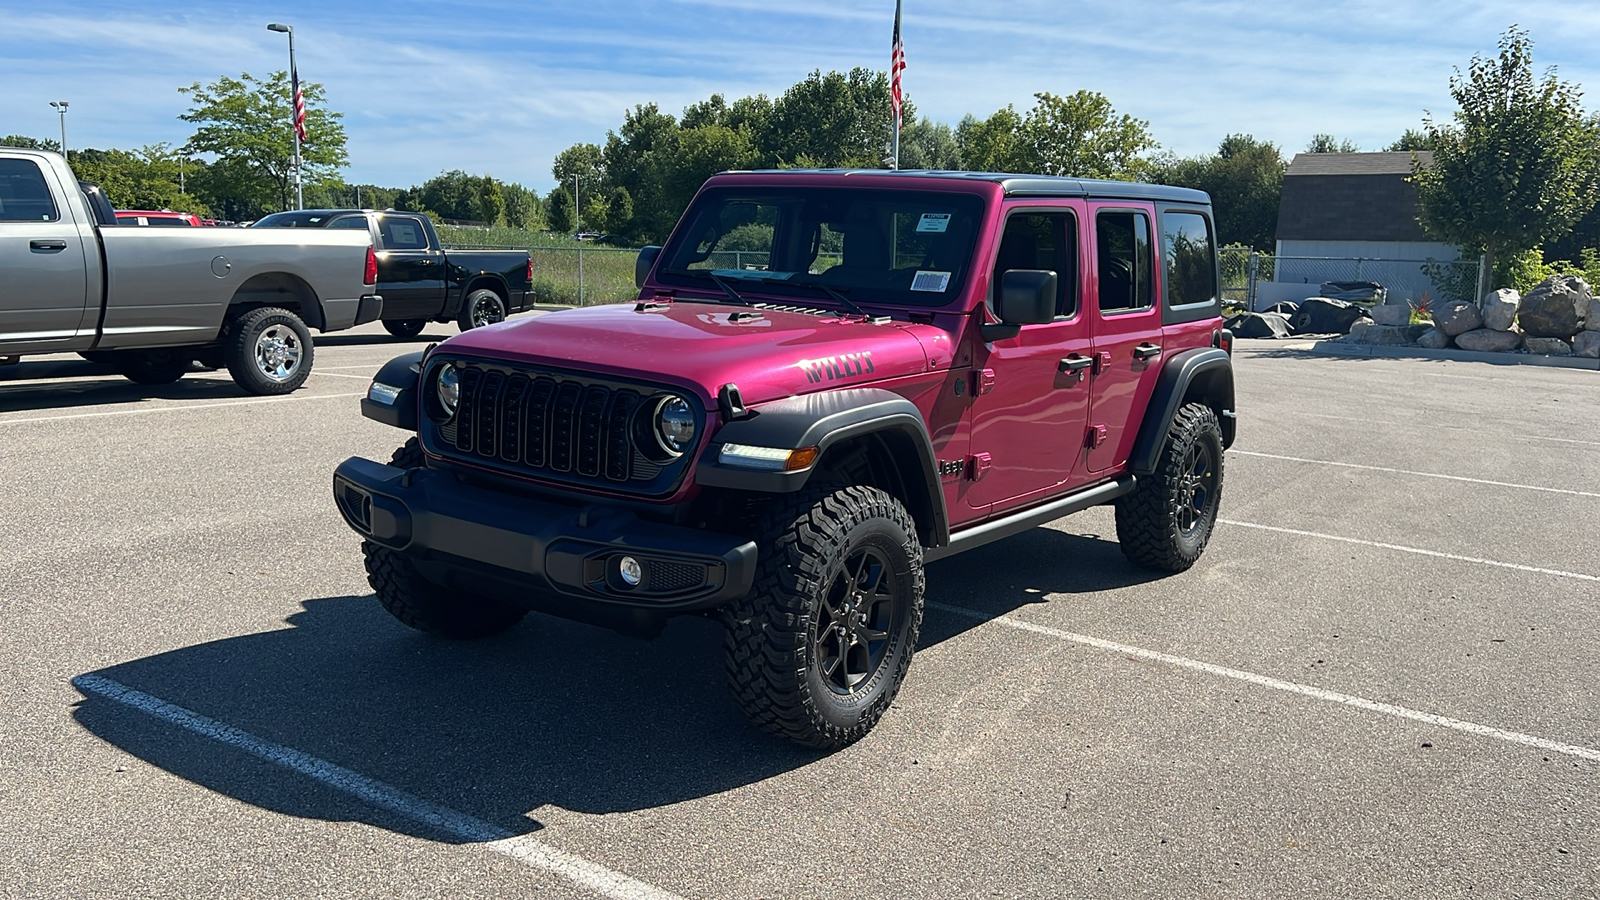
[797,351,875,384]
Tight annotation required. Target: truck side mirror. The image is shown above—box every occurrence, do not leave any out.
[636,246,662,288]
[982,269,1058,341]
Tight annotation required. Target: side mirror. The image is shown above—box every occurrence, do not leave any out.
[635,245,662,288]
[981,269,1057,341]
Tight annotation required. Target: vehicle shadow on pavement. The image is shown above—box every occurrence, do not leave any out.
[314,332,450,347]
[0,362,245,412]
[70,527,1166,843]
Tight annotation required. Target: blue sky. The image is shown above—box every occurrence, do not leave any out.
[4,1,1599,193]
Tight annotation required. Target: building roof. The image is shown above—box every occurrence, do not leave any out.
[1276,152,1438,243]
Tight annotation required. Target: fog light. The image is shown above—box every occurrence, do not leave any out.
[618,555,643,587]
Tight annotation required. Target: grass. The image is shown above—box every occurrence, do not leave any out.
[437,225,642,306]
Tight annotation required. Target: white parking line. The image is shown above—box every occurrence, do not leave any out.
[72,674,687,900]
[1230,450,1600,498]
[1220,519,1600,583]
[0,393,362,426]
[928,604,1600,763]
[312,371,375,380]
[1286,412,1600,448]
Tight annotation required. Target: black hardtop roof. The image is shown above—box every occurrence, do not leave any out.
[718,169,1210,206]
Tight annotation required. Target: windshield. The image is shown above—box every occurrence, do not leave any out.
[252,211,340,227]
[657,186,985,309]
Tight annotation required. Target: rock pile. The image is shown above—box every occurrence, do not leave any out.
[1334,275,1599,359]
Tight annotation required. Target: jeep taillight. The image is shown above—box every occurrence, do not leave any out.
[364,246,378,285]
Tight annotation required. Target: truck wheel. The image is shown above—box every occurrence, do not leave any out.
[361,439,528,638]
[382,319,427,339]
[226,307,313,395]
[723,485,925,749]
[112,349,192,385]
[1115,402,1225,572]
[458,289,506,331]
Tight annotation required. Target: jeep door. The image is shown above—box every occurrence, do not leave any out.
[964,203,1094,516]
[0,156,92,351]
[1085,203,1165,473]
[373,214,446,319]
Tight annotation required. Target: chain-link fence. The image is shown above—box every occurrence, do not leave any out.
[1220,250,1484,312]
[444,242,644,306]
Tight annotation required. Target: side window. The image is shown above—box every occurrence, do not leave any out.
[328,216,369,230]
[0,159,60,222]
[1095,211,1152,313]
[992,211,1078,318]
[1161,211,1218,308]
[378,216,429,250]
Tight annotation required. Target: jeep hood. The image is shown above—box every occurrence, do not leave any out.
[440,302,948,405]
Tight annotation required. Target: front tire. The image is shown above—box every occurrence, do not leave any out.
[458,289,507,331]
[226,307,313,395]
[382,318,427,339]
[362,440,528,638]
[1115,402,1225,571]
[723,485,925,749]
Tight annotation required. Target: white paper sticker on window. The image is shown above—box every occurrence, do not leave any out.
[916,213,951,233]
[911,270,952,292]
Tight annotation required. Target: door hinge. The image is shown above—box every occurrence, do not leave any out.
[977,368,997,395]
[1093,350,1113,375]
[1086,424,1108,449]
[966,453,992,481]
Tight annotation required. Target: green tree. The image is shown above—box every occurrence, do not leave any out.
[1152,134,1285,249]
[501,182,543,230]
[1306,133,1360,153]
[1414,27,1600,295]
[899,117,961,169]
[476,177,506,226]
[1021,90,1158,179]
[2,134,61,152]
[956,107,1027,171]
[762,68,895,168]
[546,186,575,234]
[180,71,348,212]
[1386,128,1436,151]
[68,144,209,214]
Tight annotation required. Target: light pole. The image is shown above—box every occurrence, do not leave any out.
[266,23,302,210]
[48,101,69,156]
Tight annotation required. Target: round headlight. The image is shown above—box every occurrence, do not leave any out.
[436,364,460,417]
[653,395,697,455]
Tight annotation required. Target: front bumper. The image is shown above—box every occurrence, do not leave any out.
[332,456,757,612]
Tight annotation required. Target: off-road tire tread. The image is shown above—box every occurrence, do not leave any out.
[722,484,925,749]
[1115,402,1224,572]
[361,439,527,638]
[225,306,313,395]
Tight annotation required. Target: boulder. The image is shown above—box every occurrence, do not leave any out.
[1523,336,1573,356]
[1432,299,1482,336]
[1370,304,1411,326]
[1228,312,1292,339]
[1416,328,1452,349]
[1480,288,1520,332]
[1290,297,1373,335]
[1264,301,1300,316]
[1454,328,1523,352]
[1587,298,1600,331]
[1574,331,1600,358]
[1518,275,1591,337]
[1345,322,1412,345]
[1403,324,1433,343]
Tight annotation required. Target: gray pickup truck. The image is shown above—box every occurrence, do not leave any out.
[1,149,382,394]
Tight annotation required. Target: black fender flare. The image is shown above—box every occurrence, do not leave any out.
[359,350,427,431]
[1129,347,1235,475]
[696,388,950,547]
[449,273,513,319]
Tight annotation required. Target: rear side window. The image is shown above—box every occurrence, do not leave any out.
[1095,211,1152,313]
[0,159,60,222]
[993,211,1078,318]
[328,216,369,230]
[379,216,429,250]
[1161,211,1218,308]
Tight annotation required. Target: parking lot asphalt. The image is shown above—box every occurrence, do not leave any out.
[1,324,1596,899]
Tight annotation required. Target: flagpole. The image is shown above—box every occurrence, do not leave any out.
[890,0,904,170]
[289,28,302,210]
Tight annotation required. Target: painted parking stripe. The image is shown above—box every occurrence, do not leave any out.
[928,604,1600,763]
[0,393,363,426]
[1230,450,1600,498]
[1220,519,1600,584]
[72,674,686,900]
[1282,412,1600,448]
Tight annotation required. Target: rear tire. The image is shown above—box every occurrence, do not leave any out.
[723,485,924,749]
[362,439,528,639]
[226,307,313,395]
[1115,402,1225,572]
[112,349,192,385]
[382,319,427,339]
[458,289,507,331]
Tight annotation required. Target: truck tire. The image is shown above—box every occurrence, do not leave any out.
[382,319,427,339]
[362,439,529,638]
[723,485,925,749]
[112,349,192,385]
[458,289,507,331]
[1114,402,1225,572]
[226,306,313,395]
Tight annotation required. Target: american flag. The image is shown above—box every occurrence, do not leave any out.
[890,0,905,130]
[291,61,307,145]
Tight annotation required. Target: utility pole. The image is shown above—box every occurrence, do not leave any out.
[49,101,69,156]
[267,23,303,209]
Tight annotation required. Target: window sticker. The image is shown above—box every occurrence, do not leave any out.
[910,270,952,292]
[916,213,951,233]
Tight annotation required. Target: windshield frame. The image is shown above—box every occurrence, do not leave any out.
[655,185,988,311]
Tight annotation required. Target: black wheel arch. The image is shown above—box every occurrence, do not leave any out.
[360,350,427,430]
[227,272,325,332]
[451,274,512,318]
[1129,347,1235,476]
[695,388,950,548]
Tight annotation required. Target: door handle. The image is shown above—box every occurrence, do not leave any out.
[1058,355,1094,374]
[1133,343,1162,360]
[30,239,67,251]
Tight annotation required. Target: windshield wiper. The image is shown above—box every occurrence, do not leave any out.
[784,279,870,318]
[702,271,756,307]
